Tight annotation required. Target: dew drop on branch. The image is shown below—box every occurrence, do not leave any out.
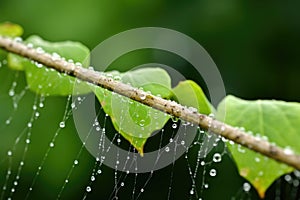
[139,92,146,100]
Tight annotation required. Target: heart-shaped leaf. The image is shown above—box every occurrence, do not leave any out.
[217,95,300,197]
[94,68,172,155]
[7,35,91,96]
[172,80,213,115]
[0,22,23,37]
[0,22,23,59]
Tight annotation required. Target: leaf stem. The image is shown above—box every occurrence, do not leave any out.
[1,36,300,170]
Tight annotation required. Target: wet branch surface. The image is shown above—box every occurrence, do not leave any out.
[1,36,300,170]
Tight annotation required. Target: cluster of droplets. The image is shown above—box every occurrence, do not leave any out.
[1,93,45,200]
[1,50,278,200]
[183,124,228,200]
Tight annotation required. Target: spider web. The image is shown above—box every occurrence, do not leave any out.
[1,58,299,200]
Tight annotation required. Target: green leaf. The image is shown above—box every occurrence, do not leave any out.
[172,80,213,115]
[217,95,300,197]
[94,68,172,155]
[0,22,23,37]
[0,22,23,59]
[7,35,91,96]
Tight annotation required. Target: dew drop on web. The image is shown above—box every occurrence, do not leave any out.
[209,169,217,177]
[213,153,222,163]
[243,182,251,192]
[59,121,65,128]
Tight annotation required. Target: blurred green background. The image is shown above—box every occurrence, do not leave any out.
[0,0,299,199]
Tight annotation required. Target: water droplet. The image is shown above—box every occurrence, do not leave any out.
[284,146,294,155]
[7,151,12,156]
[188,106,198,113]
[59,121,65,128]
[14,37,22,43]
[65,179,69,183]
[8,89,14,96]
[172,123,177,129]
[27,43,33,48]
[35,112,40,118]
[74,160,79,165]
[27,122,32,128]
[294,170,300,178]
[86,186,91,192]
[26,139,30,144]
[71,102,76,109]
[117,138,121,143]
[209,169,217,177]
[243,182,251,192]
[140,188,144,192]
[293,179,299,187]
[5,119,11,125]
[75,62,82,67]
[190,189,194,195]
[220,126,226,132]
[120,182,124,187]
[91,176,95,181]
[97,169,102,174]
[200,161,205,166]
[49,142,54,147]
[36,63,43,68]
[139,92,146,100]
[114,76,121,81]
[139,119,145,127]
[165,147,170,152]
[51,52,61,61]
[39,102,44,108]
[237,145,246,153]
[208,113,215,118]
[284,174,292,182]
[204,183,209,189]
[255,157,260,162]
[213,153,222,163]
[181,141,185,145]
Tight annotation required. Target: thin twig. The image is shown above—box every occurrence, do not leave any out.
[1,35,300,170]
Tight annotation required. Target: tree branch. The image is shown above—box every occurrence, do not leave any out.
[1,35,300,170]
